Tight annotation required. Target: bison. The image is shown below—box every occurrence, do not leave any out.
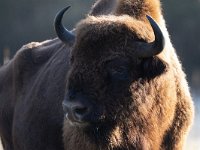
[0,0,194,150]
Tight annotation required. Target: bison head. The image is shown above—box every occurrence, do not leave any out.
[55,6,167,149]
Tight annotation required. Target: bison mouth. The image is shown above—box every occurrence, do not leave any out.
[65,111,106,128]
[63,101,106,126]
[64,111,117,144]
[62,91,108,127]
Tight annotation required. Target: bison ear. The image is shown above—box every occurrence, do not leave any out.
[141,56,168,79]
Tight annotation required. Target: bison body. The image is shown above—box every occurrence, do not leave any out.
[0,39,68,150]
[0,0,194,150]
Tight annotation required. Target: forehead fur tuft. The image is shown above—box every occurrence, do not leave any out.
[75,15,154,44]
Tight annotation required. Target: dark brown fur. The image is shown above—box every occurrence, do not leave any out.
[0,39,68,150]
[0,0,194,150]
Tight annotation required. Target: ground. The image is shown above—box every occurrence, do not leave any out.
[0,140,2,150]
[184,94,200,150]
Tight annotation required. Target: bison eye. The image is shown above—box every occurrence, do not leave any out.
[108,66,129,81]
[105,58,131,82]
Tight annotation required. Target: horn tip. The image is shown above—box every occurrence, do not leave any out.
[54,6,75,44]
[146,15,155,24]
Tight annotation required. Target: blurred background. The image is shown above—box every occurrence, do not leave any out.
[0,0,199,149]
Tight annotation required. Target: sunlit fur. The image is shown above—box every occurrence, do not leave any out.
[63,0,194,150]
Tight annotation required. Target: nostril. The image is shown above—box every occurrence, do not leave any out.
[73,106,89,121]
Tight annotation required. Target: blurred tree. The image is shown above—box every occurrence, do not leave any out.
[0,0,93,64]
[163,0,200,83]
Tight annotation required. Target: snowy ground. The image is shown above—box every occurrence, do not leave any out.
[0,95,199,150]
[184,94,200,150]
[0,140,2,150]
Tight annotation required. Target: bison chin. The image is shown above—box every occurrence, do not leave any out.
[63,118,150,150]
[63,118,127,150]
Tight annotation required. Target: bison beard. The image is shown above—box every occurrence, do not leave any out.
[0,0,194,150]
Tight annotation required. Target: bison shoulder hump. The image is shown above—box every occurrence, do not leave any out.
[14,39,62,71]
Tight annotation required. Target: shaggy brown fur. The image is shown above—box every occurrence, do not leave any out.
[0,0,194,150]
[116,0,162,21]
[62,0,194,150]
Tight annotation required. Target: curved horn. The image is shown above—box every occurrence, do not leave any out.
[136,15,165,58]
[54,6,75,44]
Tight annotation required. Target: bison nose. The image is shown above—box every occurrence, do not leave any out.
[62,100,91,124]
